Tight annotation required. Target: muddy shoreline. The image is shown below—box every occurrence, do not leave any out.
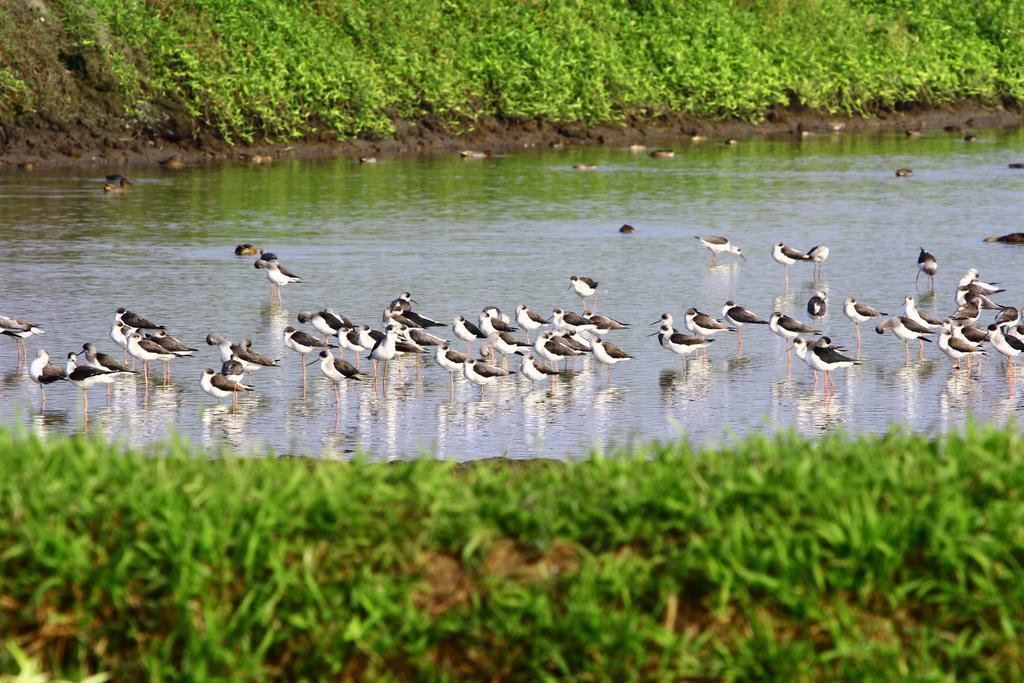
[2,102,1022,171]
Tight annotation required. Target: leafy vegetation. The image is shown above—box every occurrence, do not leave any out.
[1,1,1023,142]
[2,425,1024,679]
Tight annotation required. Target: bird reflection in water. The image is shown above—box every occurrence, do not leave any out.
[201,396,264,450]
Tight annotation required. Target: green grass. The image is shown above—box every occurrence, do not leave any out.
[1,1,1024,142]
[2,425,1024,680]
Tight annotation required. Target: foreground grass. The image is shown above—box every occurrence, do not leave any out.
[1,426,1024,680]
[2,1,1023,141]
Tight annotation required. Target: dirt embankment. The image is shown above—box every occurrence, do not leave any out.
[4,101,1022,172]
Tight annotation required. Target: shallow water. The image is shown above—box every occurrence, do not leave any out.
[2,129,1024,459]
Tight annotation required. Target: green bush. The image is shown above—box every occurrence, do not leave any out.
[3,0,1023,142]
[2,425,1024,679]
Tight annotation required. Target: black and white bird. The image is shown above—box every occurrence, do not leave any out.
[220,359,246,384]
[66,354,117,414]
[254,257,301,302]
[806,245,830,279]
[388,294,444,328]
[115,308,164,330]
[590,338,633,381]
[551,308,594,335]
[533,331,578,370]
[938,321,985,369]
[955,285,1004,311]
[807,291,828,320]
[81,342,137,398]
[988,324,1024,367]
[28,349,66,402]
[483,331,530,369]
[875,316,935,359]
[772,242,810,288]
[684,308,732,344]
[284,326,335,381]
[902,295,942,330]
[1,315,45,360]
[433,343,469,395]
[109,320,132,362]
[569,275,599,312]
[298,309,351,338]
[453,316,487,356]
[917,248,938,290]
[768,312,818,354]
[651,325,712,367]
[583,312,628,334]
[462,358,514,396]
[310,350,363,405]
[722,301,768,354]
[126,332,176,384]
[958,268,1002,294]
[694,235,745,265]
[515,304,549,342]
[843,298,886,345]
[367,325,400,389]
[145,330,197,376]
[200,367,252,403]
[792,337,858,394]
[479,309,519,337]
[519,353,559,385]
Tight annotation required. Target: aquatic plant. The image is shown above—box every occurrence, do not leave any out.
[1,424,1023,679]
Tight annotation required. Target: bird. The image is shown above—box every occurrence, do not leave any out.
[254,257,301,302]
[903,295,942,330]
[298,310,351,339]
[284,327,335,382]
[479,309,519,337]
[917,248,938,290]
[793,338,859,396]
[207,334,280,378]
[875,316,935,360]
[685,308,732,349]
[462,358,513,396]
[519,353,559,386]
[367,325,400,390]
[722,301,768,354]
[988,324,1024,369]
[569,275,599,312]
[115,308,163,330]
[459,150,490,160]
[533,331,578,371]
[769,312,819,360]
[81,342,138,398]
[309,350,363,405]
[895,168,913,177]
[590,338,633,382]
[694,235,745,265]
[453,316,487,356]
[842,298,886,345]
[938,322,985,370]
[806,245,829,279]
[66,354,117,415]
[651,325,711,370]
[234,244,264,256]
[145,330,196,380]
[220,359,246,385]
[109,321,133,363]
[28,350,66,403]
[807,291,828,320]
[772,243,810,288]
[958,268,1002,294]
[650,149,674,158]
[984,232,1024,244]
[200,368,252,403]
[126,332,176,384]
[583,312,629,334]
[433,343,469,396]
[103,176,131,193]
[515,304,549,342]
[1,316,45,361]
[482,331,530,370]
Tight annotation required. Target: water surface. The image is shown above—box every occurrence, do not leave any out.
[2,129,1024,458]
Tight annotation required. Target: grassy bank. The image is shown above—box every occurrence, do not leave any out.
[1,1,1023,145]
[1,427,1024,679]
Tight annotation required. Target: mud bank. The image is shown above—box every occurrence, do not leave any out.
[2,102,1021,171]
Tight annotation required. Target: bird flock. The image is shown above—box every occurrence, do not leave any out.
[4,236,1022,420]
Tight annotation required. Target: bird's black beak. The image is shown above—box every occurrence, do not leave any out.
[306,358,320,366]
[647,331,659,337]
[410,299,418,305]
[740,254,748,262]
[649,320,661,326]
